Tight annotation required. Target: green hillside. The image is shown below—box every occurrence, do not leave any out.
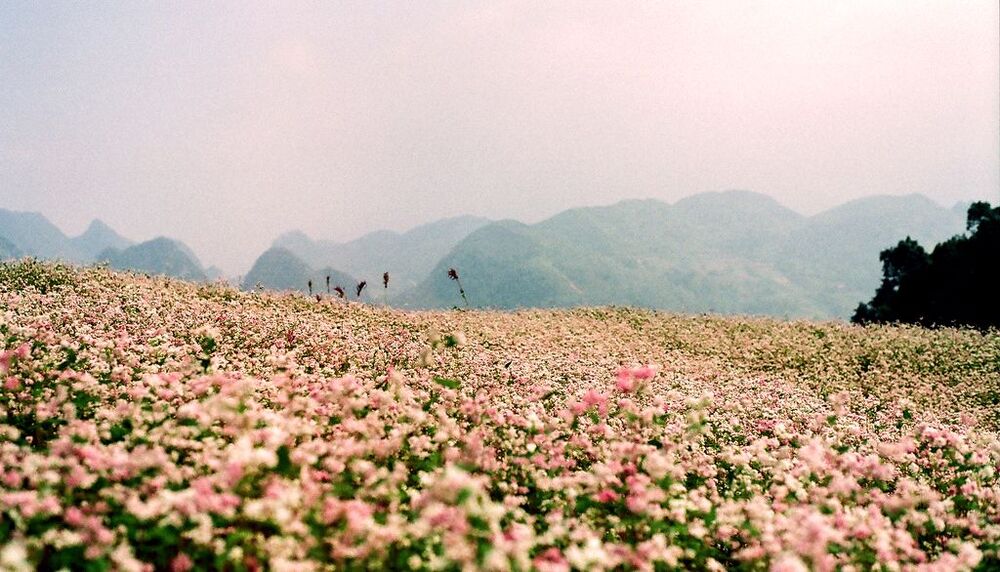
[0,236,22,260]
[98,237,207,281]
[242,247,357,297]
[405,192,964,318]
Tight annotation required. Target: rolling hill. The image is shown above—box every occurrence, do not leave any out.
[273,215,490,292]
[1,261,997,569]
[0,209,213,281]
[242,247,358,297]
[0,208,85,261]
[98,237,207,281]
[776,194,967,315]
[0,209,133,263]
[5,193,968,318]
[403,192,965,317]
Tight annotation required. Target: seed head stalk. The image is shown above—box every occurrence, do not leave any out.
[447,268,468,308]
[382,272,390,307]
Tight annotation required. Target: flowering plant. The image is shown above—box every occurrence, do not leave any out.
[0,261,997,570]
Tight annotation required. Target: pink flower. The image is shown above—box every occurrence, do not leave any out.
[224,462,244,486]
[594,489,619,503]
[615,369,638,393]
[770,554,809,572]
[64,506,85,526]
[171,553,194,572]
[632,365,657,380]
[614,365,658,393]
[0,346,27,374]
[534,547,569,572]
[581,390,609,416]
[2,472,20,487]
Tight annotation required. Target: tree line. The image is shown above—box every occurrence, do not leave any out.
[853,201,998,330]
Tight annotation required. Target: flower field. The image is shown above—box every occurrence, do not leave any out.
[1,261,999,571]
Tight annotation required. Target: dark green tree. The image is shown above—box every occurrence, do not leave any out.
[853,202,999,329]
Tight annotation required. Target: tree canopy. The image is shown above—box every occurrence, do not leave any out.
[853,202,999,329]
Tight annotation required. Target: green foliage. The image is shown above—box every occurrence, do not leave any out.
[854,202,1000,330]
[275,445,297,478]
[0,259,77,293]
[197,332,217,370]
[433,376,461,389]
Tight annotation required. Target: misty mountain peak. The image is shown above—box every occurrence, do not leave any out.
[274,230,314,248]
[80,219,115,238]
[73,219,133,259]
[672,190,802,216]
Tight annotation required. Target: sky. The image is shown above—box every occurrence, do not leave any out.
[1,1,998,275]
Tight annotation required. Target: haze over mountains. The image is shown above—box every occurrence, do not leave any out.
[1,192,969,319]
[0,237,22,260]
[405,192,966,318]
[273,216,490,293]
[98,238,208,282]
[0,208,207,281]
[75,220,133,260]
[0,209,127,262]
[242,248,358,299]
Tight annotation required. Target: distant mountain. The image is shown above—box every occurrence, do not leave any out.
[72,219,133,260]
[204,266,226,282]
[0,209,136,263]
[3,194,971,318]
[242,247,357,297]
[0,208,84,261]
[952,201,974,217]
[99,237,207,281]
[273,215,490,293]
[0,236,23,260]
[0,210,214,281]
[777,194,965,316]
[403,192,966,318]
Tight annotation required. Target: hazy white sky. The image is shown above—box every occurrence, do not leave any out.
[2,1,998,274]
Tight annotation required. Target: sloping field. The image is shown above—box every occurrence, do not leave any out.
[1,261,999,570]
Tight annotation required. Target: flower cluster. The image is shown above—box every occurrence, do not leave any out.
[0,261,998,570]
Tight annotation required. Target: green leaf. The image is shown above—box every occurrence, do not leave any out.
[275,445,296,478]
[433,376,461,390]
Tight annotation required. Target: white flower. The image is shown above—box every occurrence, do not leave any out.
[565,537,608,569]
[644,451,674,480]
[0,540,31,572]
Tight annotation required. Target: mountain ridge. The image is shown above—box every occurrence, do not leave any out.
[401,191,965,317]
[3,193,971,318]
[0,208,84,261]
[273,215,492,292]
[242,247,358,298]
[73,219,134,260]
[98,237,207,281]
